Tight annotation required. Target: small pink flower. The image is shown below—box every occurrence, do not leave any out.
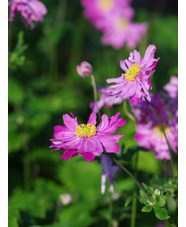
[50,112,126,162]
[101,154,120,194]
[76,61,93,78]
[107,45,160,105]
[90,86,123,113]
[9,0,47,29]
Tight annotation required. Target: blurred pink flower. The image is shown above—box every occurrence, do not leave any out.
[101,154,120,194]
[107,45,160,105]
[76,61,93,78]
[9,0,47,28]
[90,86,123,113]
[164,76,178,113]
[81,0,147,49]
[50,112,126,162]
[131,93,178,160]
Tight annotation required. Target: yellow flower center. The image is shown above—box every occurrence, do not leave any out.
[125,64,141,81]
[75,124,97,138]
[117,19,128,30]
[99,0,113,10]
[153,124,171,139]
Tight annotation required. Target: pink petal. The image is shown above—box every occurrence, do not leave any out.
[82,153,96,162]
[87,112,97,125]
[59,150,79,160]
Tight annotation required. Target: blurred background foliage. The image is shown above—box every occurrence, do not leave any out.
[8,0,177,226]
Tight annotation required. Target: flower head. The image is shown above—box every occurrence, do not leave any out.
[50,112,126,162]
[76,61,93,78]
[131,93,178,160]
[101,154,120,194]
[81,0,147,49]
[90,86,123,113]
[107,45,160,105]
[9,0,47,29]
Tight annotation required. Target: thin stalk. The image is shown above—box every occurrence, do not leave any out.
[130,153,139,227]
[144,97,176,177]
[123,100,135,121]
[108,192,113,227]
[102,152,151,200]
[90,75,101,121]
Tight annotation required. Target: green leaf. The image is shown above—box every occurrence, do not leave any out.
[139,189,149,204]
[153,207,170,220]
[141,206,153,213]
[155,195,167,208]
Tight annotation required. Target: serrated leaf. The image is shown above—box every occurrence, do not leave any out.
[139,189,149,204]
[153,207,170,220]
[155,195,167,208]
[141,206,153,212]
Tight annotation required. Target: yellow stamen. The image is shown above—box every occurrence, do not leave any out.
[117,19,128,30]
[99,0,113,10]
[125,64,141,81]
[153,124,171,139]
[76,123,97,138]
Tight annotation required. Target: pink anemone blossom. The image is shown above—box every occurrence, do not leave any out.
[90,86,123,113]
[50,112,126,162]
[107,45,160,105]
[9,0,47,28]
[131,93,178,160]
[101,154,120,194]
[81,0,147,49]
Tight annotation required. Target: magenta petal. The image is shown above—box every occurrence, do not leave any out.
[59,150,79,160]
[130,94,141,105]
[82,153,96,162]
[63,114,78,131]
[87,112,97,125]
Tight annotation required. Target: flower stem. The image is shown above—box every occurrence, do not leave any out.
[102,152,151,200]
[90,75,101,121]
[144,97,176,177]
[123,100,135,121]
[108,192,113,227]
[130,153,138,227]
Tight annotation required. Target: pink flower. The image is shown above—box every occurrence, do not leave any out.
[101,14,147,49]
[101,154,120,194]
[131,93,178,160]
[76,61,93,78]
[164,76,178,113]
[107,45,160,105]
[9,0,47,29]
[81,0,147,49]
[90,86,123,113]
[50,112,126,162]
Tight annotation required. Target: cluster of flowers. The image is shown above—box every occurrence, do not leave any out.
[8,0,47,28]
[81,0,147,49]
[89,46,178,161]
[50,45,178,193]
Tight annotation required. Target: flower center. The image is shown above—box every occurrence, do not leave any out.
[125,64,141,81]
[153,124,171,139]
[117,19,128,30]
[75,124,97,138]
[99,0,113,10]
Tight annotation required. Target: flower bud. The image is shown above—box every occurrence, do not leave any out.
[76,61,92,78]
[59,194,72,206]
[154,189,161,196]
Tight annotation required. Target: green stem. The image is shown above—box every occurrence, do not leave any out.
[144,98,176,177]
[102,152,151,201]
[108,192,113,227]
[90,75,101,122]
[123,100,135,121]
[130,153,138,227]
